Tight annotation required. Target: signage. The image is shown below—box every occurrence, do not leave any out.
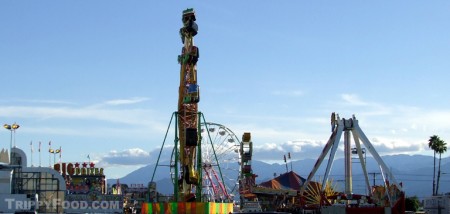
[54,162,104,176]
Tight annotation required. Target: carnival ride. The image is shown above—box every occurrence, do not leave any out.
[143,8,234,214]
[176,7,200,201]
[199,122,241,202]
[143,8,406,214]
[299,113,405,214]
[238,133,257,201]
[235,113,405,214]
[150,120,240,203]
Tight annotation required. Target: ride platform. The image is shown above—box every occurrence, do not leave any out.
[141,202,234,214]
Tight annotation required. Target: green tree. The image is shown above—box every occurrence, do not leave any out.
[435,139,447,195]
[428,135,441,195]
[405,196,420,211]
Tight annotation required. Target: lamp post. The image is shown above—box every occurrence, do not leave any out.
[48,148,60,167]
[3,123,20,163]
[438,172,449,195]
[54,148,60,166]
[49,148,54,167]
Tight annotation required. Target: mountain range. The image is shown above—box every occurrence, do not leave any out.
[108,154,450,201]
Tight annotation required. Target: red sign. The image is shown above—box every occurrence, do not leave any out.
[54,162,104,176]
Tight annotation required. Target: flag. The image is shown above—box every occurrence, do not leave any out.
[30,141,33,153]
[39,141,41,152]
[284,155,286,162]
[288,152,291,159]
[87,154,90,159]
[59,146,62,158]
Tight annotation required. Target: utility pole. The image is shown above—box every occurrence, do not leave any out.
[368,172,381,186]
[288,152,293,172]
[283,155,288,173]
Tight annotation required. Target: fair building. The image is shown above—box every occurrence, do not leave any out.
[0,147,66,213]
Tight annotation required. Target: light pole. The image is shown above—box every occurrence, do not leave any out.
[438,172,449,195]
[49,148,54,167]
[48,148,60,167]
[3,123,20,163]
[53,148,60,166]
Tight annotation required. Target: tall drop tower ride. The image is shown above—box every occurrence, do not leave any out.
[144,9,234,214]
[177,8,200,201]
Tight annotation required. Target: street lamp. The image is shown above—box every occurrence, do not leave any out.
[3,123,20,163]
[49,148,61,167]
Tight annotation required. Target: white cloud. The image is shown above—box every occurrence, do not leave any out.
[10,99,76,105]
[0,99,168,132]
[97,146,175,174]
[252,139,324,162]
[341,94,368,106]
[337,94,392,117]
[99,148,150,166]
[103,97,149,106]
[271,90,305,97]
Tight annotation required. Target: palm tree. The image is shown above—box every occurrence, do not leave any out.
[428,135,441,195]
[435,139,447,195]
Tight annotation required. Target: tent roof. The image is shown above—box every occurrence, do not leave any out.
[259,171,306,191]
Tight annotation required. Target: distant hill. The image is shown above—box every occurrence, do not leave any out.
[108,154,450,200]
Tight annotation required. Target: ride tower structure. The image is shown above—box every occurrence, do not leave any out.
[144,9,234,213]
[299,113,405,214]
[177,8,201,201]
[148,8,201,203]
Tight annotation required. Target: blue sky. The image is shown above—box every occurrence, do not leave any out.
[1,1,450,179]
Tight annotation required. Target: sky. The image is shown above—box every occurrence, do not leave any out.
[1,1,450,180]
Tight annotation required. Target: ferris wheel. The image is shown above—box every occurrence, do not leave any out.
[168,121,241,202]
[199,122,241,202]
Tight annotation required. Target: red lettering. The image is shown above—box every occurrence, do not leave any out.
[54,164,60,173]
[62,163,66,175]
[67,163,74,175]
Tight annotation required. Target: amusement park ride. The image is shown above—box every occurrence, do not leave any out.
[299,113,405,214]
[143,8,406,214]
[175,7,201,201]
[143,8,234,213]
[236,114,405,214]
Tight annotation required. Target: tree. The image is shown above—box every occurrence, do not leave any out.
[435,139,447,195]
[428,135,441,195]
[405,196,420,212]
